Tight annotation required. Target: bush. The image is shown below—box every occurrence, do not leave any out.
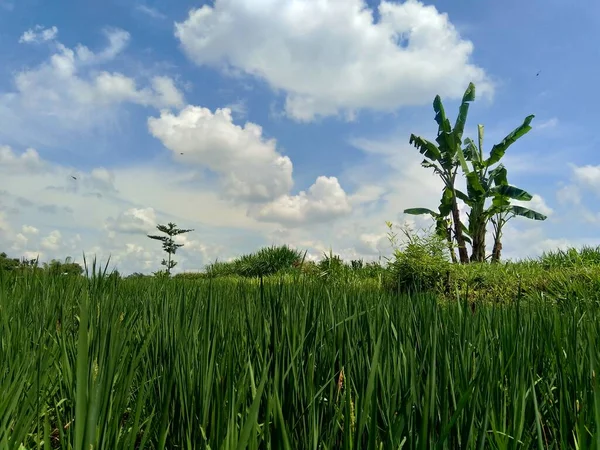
[205,245,305,278]
[538,245,600,269]
[383,225,450,294]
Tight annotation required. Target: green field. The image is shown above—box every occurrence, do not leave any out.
[2,258,600,449]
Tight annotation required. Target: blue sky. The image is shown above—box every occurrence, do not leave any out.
[0,0,599,274]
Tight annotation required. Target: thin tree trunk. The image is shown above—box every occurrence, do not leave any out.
[446,226,457,263]
[491,221,503,263]
[451,196,469,264]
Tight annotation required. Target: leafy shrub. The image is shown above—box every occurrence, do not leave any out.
[205,245,305,278]
[204,260,238,277]
[317,251,346,278]
[538,245,600,269]
[383,225,450,294]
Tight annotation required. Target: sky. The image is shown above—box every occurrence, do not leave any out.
[1,0,599,275]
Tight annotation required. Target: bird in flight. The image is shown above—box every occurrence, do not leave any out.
[536,70,541,77]
[71,176,77,180]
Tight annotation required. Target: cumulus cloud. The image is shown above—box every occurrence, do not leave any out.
[105,207,157,236]
[355,232,390,256]
[254,176,351,226]
[175,0,492,121]
[1,27,185,146]
[572,164,600,194]
[148,104,355,225]
[75,28,131,65]
[148,106,294,202]
[19,25,58,44]
[41,230,62,251]
[22,225,39,235]
[0,146,45,173]
[12,232,28,249]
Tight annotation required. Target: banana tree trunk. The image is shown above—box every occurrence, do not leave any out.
[469,207,487,263]
[470,227,486,262]
[491,237,502,263]
[451,196,469,264]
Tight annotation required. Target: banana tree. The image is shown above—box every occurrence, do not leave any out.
[404,187,464,263]
[456,117,542,262]
[488,194,547,263]
[408,83,476,263]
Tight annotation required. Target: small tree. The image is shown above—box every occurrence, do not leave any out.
[147,222,194,275]
[43,256,84,276]
[407,83,477,263]
[0,252,20,271]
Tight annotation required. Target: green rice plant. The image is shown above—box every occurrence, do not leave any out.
[1,260,600,448]
[538,245,600,269]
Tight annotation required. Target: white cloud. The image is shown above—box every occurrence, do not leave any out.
[572,164,600,193]
[513,194,553,217]
[148,106,294,202]
[105,207,157,236]
[537,117,559,130]
[22,225,39,235]
[90,167,117,192]
[556,184,581,206]
[13,233,28,250]
[254,176,351,226]
[19,25,58,44]
[355,232,390,256]
[1,28,185,147]
[75,28,131,65]
[0,146,45,173]
[348,184,387,206]
[224,99,248,118]
[175,0,492,121]
[136,4,167,20]
[41,230,62,251]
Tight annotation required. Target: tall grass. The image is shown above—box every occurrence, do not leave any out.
[1,266,600,448]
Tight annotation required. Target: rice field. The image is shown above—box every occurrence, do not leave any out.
[1,265,600,449]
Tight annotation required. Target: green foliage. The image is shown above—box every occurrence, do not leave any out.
[0,252,20,271]
[317,250,345,277]
[147,222,193,275]
[406,83,480,264]
[3,268,600,448]
[383,224,451,293]
[205,245,304,278]
[43,257,84,276]
[538,245,600,269]
[408,83,546,263]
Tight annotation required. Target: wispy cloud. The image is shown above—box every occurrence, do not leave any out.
[0,0,14,11]
[135,4,166,20]
[537,117,559,130]
[19,25,58,44]
[225,99,248,119]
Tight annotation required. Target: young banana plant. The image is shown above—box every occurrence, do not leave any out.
[455,118,546,262]
[407,82,476,263]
